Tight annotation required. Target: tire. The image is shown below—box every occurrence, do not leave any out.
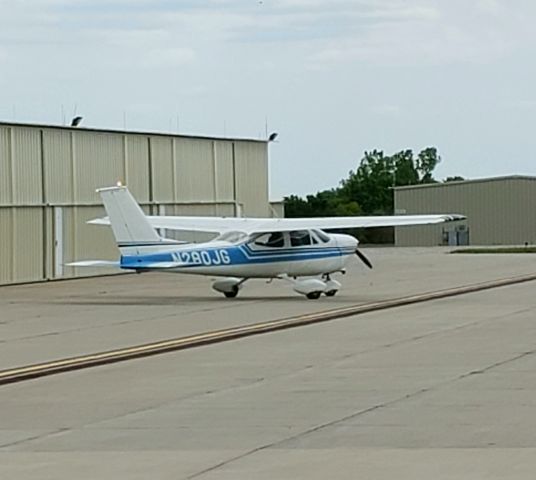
[325,290,337,297]
[306,291,322,300]
[224,287,239,298]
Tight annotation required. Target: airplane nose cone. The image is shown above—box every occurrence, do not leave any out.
[335,234,358,249]
[344,235,359,249]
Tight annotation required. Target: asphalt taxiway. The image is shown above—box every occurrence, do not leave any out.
[1,247,536,478]
[2,246,536,370]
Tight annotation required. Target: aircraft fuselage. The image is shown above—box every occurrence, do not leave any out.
[120,232,358,278]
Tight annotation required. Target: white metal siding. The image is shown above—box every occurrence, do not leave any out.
[174,138,215,202]
[0,208,13,284]
[74,131,124,203]
[124,135,150,202]
[11,128,42,205]
[150,136,174,202]
[0,127,12,205]
[213,141,234,202]
[12,208,44,282]
[43,129,74,204]
[234,141,269,217]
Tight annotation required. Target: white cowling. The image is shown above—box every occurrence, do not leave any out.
[292,278,327,296]
[212,277,243,294]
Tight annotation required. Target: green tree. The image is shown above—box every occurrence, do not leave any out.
[340,150,395,214]
[393,150,419,186]
[284,146,446,218]
[284,190,361,218]
[416,147,440,184]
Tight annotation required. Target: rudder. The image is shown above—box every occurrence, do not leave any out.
[97,186,162,254]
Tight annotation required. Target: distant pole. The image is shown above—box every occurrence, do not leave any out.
[61,105,65,125]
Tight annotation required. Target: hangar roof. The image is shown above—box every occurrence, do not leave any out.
[394,175,536,191]
[0,121,268,144]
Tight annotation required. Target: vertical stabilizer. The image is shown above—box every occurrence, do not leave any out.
[97,186,161,254]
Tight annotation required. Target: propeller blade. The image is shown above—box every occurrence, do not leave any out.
[355,249,373,269]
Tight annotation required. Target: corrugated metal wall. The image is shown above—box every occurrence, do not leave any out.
[0,123,269,285]
[394,177,536,246]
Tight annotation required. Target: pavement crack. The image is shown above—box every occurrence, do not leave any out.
[185,347,536,478]
[0,428,70,450]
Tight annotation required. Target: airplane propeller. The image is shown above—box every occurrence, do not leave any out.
[355,248,373,269]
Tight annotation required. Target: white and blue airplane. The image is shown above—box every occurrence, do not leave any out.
[70,186,465,299]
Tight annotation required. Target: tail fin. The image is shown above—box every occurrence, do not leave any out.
[97,186,163,255]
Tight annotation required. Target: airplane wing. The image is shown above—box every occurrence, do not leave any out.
[89,214,465,234]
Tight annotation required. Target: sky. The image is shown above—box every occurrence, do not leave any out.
[1,0,536,199]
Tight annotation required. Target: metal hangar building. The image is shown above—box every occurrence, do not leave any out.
[394,175,536,247]
[0,121,272,286]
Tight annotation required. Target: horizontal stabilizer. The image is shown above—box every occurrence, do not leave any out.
[118,260,185,270]
[66,260,120,268]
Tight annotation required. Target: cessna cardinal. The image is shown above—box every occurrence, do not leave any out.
[69,186,465,299]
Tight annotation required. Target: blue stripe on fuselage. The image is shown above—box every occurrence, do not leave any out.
[120,244,347,269]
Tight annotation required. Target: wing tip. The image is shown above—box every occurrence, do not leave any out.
[443,214,466,222]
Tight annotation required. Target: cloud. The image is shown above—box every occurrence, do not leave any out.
[371,104,401,117]
[139,47,195,68]
[476,0,503,16]
[504,100,536,111]
[305,1,528,69]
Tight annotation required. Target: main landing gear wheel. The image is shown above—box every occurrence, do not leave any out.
[324,290,337,297]
[306,291,322,300]
[223,286,239,298]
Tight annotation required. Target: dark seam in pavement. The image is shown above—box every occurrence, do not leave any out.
[185,348,536,479]
[0,428,70,449]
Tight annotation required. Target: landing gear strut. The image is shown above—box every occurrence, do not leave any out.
[321,273,341,297]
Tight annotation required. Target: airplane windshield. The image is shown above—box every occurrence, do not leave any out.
[215,231,249,244]
[313,229,331,243]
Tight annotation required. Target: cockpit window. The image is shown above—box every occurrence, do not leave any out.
[290,230,312,247]
[253,232,285,248]
[313,229,330,243]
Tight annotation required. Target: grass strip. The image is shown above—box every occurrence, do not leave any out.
[451,247,536,254]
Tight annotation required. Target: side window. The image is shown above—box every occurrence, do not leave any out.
[290,230,312,247]
[253,232,285,248]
